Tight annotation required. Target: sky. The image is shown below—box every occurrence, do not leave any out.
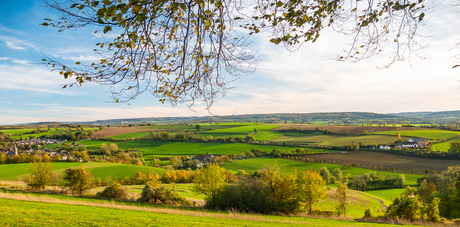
[1,1,460,125]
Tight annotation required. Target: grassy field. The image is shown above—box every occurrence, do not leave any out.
[0,196,435,227]
[364,188,406,206]
[78,140,326,156]
[370,130,460,140]
[272,134,403,146]
[432,138,460,151]
[210,125,282,133]
[1,128,100,139]
[221,157,423,185]
[0,162,166,181]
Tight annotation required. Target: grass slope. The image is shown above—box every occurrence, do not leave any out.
[0,162,165,181]
[78,140,326,156]
[272,134,402,146]
[221,157,423,185]
[370,130,460,140]
[0,196,433,227]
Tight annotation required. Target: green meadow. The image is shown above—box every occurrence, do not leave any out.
[221,157,423,185]
[210,125,282,133]
[0,197,434,227]
[78,140,327,156]
[370,130,460,140]
[0,162,165,181]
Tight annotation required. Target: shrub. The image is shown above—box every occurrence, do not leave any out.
[329,176,336,184]
[363,208,373,218]
[96,182,129,200]
[62,165,94,195]
[319,167,330,184]
[139,181,192,206]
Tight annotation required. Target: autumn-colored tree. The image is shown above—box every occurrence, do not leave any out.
[297,170,329,214]
[397,133,401,141]
[41,0,427,107]
[192,164,228,203]
[63,165,94,195]
[335,175,350,217]
[27,159,54,190]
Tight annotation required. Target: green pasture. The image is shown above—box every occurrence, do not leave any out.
[78,140,324,156]
[210,125,282,133]
[222,157,423,185]
[316,190,384,218]
[370,130,460,140]
[0,197,434,227]
[144,124,240,131]
[272,134,402,146]
[364,188,406,206]
[432,138,460,152]
[0,162,165,181]
[197,132,247,138]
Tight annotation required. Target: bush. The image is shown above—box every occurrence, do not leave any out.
[96,182,129,200]
[319,167,330,184]
[364,208,373,218]
[329,176,336,184]
[139,181,192,206]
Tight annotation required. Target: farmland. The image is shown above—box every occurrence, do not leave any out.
[0,127,100,139]
[0,162,165,181]
[272,125,436,134]
[77,140,329,157]
[221,157,423,185]
[271,134,403,146]
[370,129,460,140]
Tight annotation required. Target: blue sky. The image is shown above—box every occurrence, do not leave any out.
[1,1,460,125]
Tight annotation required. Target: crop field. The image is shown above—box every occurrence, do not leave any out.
[272,125,436,134]
[221,157,423,185]
[271,134,403,146]
[0,162,165,181]
[0,196,434,227]
[370,130,460,140]
[78,140,325,157]
[210,125,282,133]
[431,138,460,151]
[1,128,100,139]
[300,150,460,173]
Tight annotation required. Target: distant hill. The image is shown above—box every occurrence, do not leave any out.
[390,111,460,119]
[5,111,460,127]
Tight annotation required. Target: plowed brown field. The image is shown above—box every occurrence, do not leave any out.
[273,125,436,134]
[300,150,460,173]
[93,127,182,138]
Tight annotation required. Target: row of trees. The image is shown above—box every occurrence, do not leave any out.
[193,164,350,215]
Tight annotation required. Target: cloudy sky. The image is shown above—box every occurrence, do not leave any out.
[1,0,460,125]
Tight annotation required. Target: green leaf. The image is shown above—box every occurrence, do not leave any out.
[180,4,187,11]
[206,19,211,27]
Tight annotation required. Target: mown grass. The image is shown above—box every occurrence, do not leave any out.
[0,195,434,226]
[78,140,321,156]
[221,157,423,185]
[364,188,406,206]
[272,134,403,146]
[370,130,460,140]
[210,125,282,133]
[0,162,165,181]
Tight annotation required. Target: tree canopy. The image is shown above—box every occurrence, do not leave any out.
[42,0,429,108]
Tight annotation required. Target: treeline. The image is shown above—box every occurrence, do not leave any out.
[349,172,405,191]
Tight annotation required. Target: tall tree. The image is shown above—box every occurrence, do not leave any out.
[192,163,228,203]
[297,170,328,214]
[63,165,94,195]
[27,159,54,190]
[335,176,350,217]
[41,0,428,108]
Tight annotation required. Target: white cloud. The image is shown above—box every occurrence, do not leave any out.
[0,63,77,95]
[5,41,26,50]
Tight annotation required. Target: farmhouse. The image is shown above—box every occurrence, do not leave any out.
[395,141,418,149]
[192,154,218,166]
[379,145,391,150]
[408,138,429,147]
